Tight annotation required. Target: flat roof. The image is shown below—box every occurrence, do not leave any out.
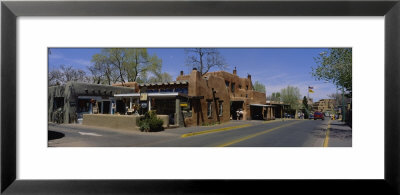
[250,104,275,107]
[114,92,188,98]
[139,80,188,87]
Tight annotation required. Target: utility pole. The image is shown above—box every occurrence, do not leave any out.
[306,86,310,117]
[342,87,346,122]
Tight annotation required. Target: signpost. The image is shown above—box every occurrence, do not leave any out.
[140,93,148,101]
[139,88,148,115]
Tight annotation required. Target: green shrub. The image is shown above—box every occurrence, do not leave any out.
[138,111,164,132]
[148,117,164,132]
[138,120,150,132]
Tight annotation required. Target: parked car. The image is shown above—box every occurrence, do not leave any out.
[284,113,289,118]
[309,114,314,120]
[314,111,325,120]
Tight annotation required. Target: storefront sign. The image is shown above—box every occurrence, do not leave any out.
[140,93,148,101]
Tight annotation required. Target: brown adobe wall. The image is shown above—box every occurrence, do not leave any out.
[112,82,140,92]
[205,71,266,120]
[176,75,191,81]
[179,69,267,123]
[184,70,230,126]
[205,71,253,98]
[250,91,267,104]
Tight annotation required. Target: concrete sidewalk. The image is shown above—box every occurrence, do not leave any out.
[327,120,352,147]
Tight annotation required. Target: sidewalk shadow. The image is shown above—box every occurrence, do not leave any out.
[329,128,352,139]
[330,123,350,127]
[48,130,65,140]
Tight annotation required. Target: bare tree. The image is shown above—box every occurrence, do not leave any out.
[48,65,90,86]
[59,65,88,83]
[48,69,63,86]
[185,48,228,75]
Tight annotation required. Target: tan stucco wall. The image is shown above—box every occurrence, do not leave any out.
[83,114,140,131]
[176,74,191,81]
[157,115,170,128]
[83,114,169,130]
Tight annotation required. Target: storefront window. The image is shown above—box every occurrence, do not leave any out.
[225,81,230,88]
[77,99,91,113]
[219,101,223,116]
[53,97,64,111]
[207,101,212,118]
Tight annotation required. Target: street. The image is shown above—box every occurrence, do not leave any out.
[48,119,352,147]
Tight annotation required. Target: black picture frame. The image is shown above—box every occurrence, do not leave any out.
[2,1,400,194]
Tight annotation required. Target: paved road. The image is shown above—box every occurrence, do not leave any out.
[48,119,352,147]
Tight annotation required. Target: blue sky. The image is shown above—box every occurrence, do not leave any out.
[49,48,340,101]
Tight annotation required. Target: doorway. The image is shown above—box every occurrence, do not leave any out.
[231,101,244,120]
[250,105,263,120]
[102,101,110,114]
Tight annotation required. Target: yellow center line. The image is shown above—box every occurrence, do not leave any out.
[216,120,304,147]
[262,120,284,124]
[323,120,332,147]
[181,124,252,138]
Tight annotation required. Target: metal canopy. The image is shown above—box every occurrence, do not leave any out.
[250,104,274,107]
[114,92,188,98]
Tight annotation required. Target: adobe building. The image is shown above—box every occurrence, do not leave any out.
[48,82,135,124]
[113,80,191,127]
[312,99,335,113]
[49,69,270,128]
[266,100,290,119]
[113,68,269,127]
[185,69,269,122]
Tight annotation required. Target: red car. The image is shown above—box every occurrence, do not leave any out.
[314,111,325,120]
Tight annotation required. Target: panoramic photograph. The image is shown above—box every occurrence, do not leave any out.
[48,48,352,147]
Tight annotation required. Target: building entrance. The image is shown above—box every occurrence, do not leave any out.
[231,101,244,120]
[250,105,264,120]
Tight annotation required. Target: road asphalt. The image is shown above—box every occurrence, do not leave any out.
[48,118,352,147]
